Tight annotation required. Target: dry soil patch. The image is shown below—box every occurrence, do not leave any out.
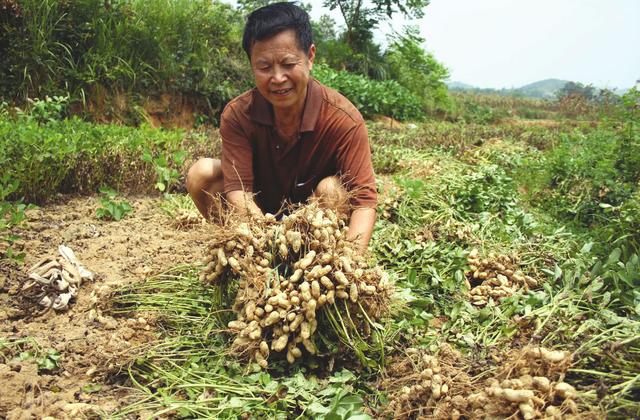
[0,194,210,418]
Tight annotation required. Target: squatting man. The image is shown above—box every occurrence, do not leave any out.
[187,2,377,249]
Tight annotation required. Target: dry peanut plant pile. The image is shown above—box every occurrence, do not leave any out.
[199,201,394,368]
[382,344,593,419]
[19,245,93,314]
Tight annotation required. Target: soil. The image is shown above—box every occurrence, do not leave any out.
[0,194,211,419]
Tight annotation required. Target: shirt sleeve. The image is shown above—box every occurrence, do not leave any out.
[220,107,254,193]
[335,122,378,208]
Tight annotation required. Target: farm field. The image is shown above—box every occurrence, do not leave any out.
[1,96,639,419]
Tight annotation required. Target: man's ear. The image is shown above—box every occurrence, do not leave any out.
[308,44,316,68]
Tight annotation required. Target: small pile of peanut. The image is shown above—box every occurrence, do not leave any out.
[387,350,453,418]
[383,345,582,420]
[380,195,400,220]
[200,202,394,368]
[172,209,206,229]
[466,249,538,307]
[480,375,578,419]
[468,347,578,419]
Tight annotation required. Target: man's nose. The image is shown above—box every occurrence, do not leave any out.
[272,66,287,83]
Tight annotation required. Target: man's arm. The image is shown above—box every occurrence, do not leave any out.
[226,190,263,218]
[347,207,376,250]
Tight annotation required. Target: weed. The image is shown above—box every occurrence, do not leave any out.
[1,337,62,373]
[160,193,198,217]
[17,348,62,372]
[21,95,69,123]
[142,149,186,194]
[0,174,34,262]
[96,187,132,221]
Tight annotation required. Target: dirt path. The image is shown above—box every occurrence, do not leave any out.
[1,194,210,419]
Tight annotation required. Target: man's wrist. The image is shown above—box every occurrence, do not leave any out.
[347,207,376,249]
[226,190,263,218]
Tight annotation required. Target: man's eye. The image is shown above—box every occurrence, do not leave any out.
[283,63,295,67]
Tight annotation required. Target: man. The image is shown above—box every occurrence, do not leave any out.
[186,2,377,248]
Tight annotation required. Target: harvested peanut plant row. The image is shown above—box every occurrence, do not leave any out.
[199,201,395,368]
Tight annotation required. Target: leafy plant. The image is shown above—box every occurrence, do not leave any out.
[96,186,132,221]
[23,348,62,372]
[452,164,517,214]
[3,338,62,373]
[20,95,69,123]
[142,149,186,194]
[305,370,371,419]
[0,174,33,262]
[590,247,640,315]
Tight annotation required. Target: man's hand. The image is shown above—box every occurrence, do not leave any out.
[347,207,376,250]
[226,190,264,218]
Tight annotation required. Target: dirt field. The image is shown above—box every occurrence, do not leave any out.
[1,194,209,419]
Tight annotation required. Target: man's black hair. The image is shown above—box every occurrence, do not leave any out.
[242,2,313,60]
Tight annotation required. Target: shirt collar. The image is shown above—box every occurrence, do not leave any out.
[249,78,322,133]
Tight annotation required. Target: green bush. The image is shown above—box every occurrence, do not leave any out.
[313,64,423,121]
[0,114,190,203]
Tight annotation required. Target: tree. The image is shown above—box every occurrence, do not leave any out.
[556,82,597,117]
[236,0,312,16]
[556,81,596,101]
[323,0,429,52]
[384,26,450,110]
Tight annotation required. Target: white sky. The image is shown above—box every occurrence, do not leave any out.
[308,0,640,89]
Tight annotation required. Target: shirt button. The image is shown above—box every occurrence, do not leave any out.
[276,145,280,150]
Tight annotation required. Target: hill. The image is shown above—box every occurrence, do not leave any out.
[516,79,571,98]
[448,78,572,99]
[446,81,476,90]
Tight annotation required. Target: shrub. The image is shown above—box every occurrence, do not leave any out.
[313,64,423,121]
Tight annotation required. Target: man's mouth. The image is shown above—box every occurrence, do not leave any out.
[272,88,293,95]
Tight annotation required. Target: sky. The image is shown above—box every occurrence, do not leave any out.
[308,0,640,89]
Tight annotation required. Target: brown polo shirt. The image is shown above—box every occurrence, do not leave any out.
[220,78,377,215]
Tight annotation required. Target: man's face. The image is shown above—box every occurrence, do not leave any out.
[250,29,315,114]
